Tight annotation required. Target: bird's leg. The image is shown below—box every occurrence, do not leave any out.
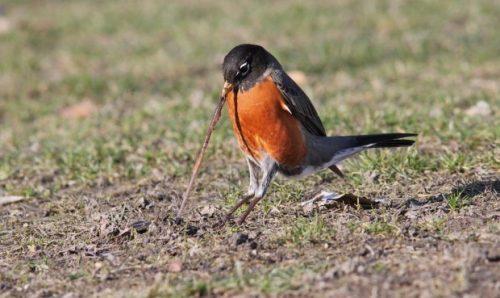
[224,193,253,222]
[237,158,277,225]
[224,158,260,222]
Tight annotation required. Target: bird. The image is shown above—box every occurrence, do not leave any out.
[220,44,416,224]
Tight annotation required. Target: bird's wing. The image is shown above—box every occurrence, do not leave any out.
[271,69,345,178]
[271,69,326,137]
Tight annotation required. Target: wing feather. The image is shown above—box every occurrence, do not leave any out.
[271,69,345,177]
[271,70,326,137]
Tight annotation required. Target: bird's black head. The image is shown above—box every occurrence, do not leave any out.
[222,44,278,91]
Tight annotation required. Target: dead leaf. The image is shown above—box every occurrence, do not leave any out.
[117,228,131,238]
[465,100,491,117]
[0,17,12,35]
[60,100,97,119]
[0,196,25,206]
[301,191,380,214]
[199,204,216,217]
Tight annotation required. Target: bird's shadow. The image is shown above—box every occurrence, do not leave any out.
[400,178,499,209]
[452,179,500,197]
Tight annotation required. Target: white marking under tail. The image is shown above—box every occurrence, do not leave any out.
[298,144,375,178]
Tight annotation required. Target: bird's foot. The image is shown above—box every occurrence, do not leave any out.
[235,196,263,225]
[223,193,254,224]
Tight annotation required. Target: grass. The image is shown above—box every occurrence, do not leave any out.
[149,264,312,297]
[446,190,471,211]
[288,215,332,244]
[363,219,398,236]
[0,0,499,297]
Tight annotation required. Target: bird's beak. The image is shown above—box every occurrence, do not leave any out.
[221,81,234,97]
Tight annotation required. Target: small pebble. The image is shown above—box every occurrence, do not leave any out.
[186,225,198,236]
[232,233,249,246]
[167,259,183,273]
[131,220,150,234]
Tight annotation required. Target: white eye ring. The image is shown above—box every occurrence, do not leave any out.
[239,62,250,74]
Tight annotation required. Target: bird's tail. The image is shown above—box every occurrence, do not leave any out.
[338,133,417,149]
[309,133,417,171]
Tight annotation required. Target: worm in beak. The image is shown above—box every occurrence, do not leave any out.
[177,81,233,217]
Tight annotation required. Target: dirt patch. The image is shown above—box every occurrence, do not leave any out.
[1,172,498,297]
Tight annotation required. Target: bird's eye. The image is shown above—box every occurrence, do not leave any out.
[239,62,250,76]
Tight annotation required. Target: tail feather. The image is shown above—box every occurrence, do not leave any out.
[369,139,415,148]
[349,133,417,148]
[309,133,417,169]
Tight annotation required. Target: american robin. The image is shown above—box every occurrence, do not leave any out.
[221,44,416,224]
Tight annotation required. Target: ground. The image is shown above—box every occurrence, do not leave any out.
[0,0,499,297]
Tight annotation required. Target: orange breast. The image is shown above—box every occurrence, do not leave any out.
[225,76,307,167]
